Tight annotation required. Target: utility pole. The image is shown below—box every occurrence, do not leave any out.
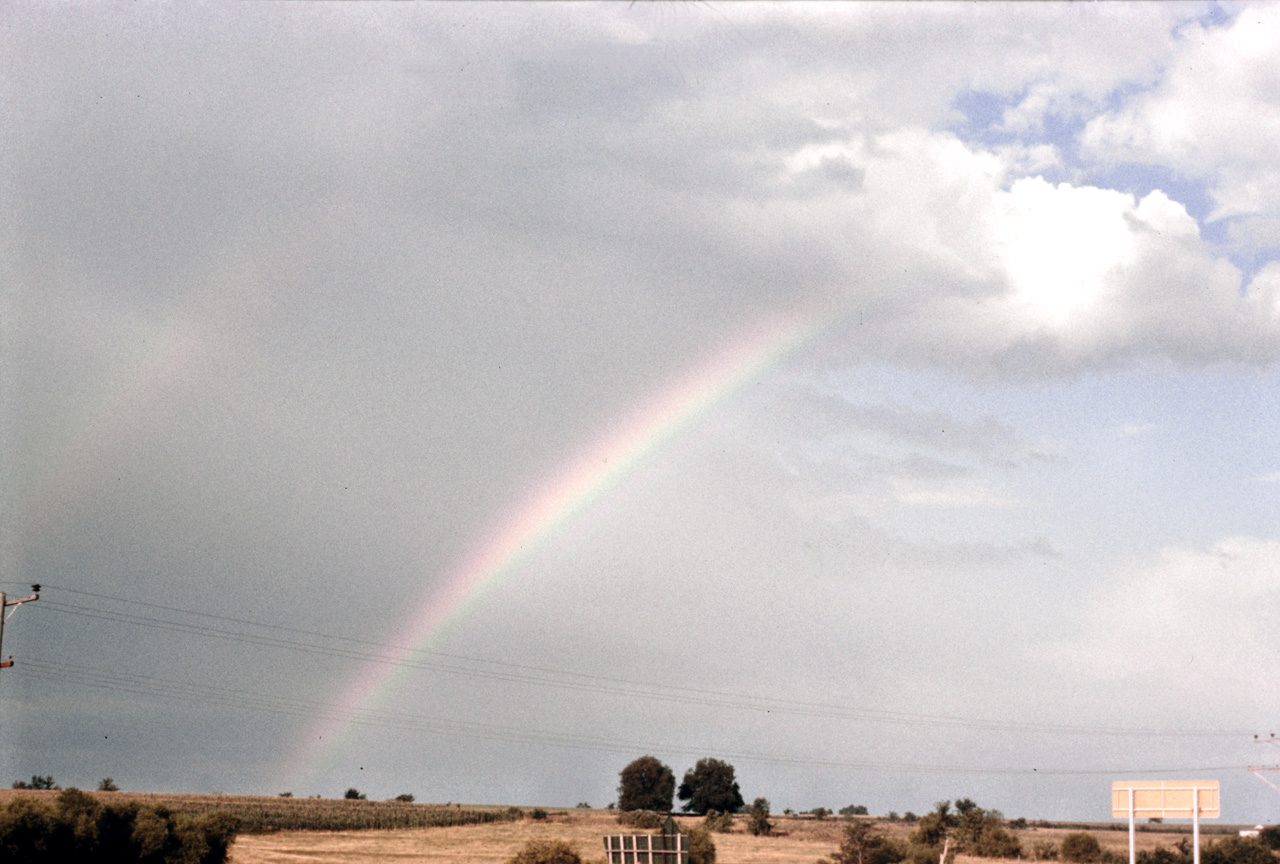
[0,585,41,681]
[1249,734,1280,798]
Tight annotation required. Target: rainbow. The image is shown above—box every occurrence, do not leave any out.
[286,308,829,787]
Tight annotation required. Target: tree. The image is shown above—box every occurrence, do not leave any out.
[678,758,743,815]
[344,788,367,800]
[747,797,772,836]
[618,756,675,812]
[97,778,119,792]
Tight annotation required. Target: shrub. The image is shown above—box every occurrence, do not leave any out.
[1259,828,1280,852]
[747,798,772,836]
[531,808,548,820]
[98,778,120,792]
[0,791,239,864]
[1202,837,1277,864]
[618,756,676,813]
[576,802,591,809]
[344,788,367,800]
[277,792,293,798]
[507,838,582,864]
[813,807,831,820]
[686,824,716,864]
[703,810,734,833]
[841,805,870,816]
[11,775,58,790]
[507,807,526,820]
[394,794,414,803]
[1061,833,1102,863]
[1033,841,1059,861]
[618,810,664,829]
[903,812,918,823]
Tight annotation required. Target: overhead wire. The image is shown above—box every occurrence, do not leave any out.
[9,657,1247,777]
[24,585,1250,739]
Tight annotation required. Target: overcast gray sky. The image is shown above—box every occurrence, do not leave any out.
[4,1,1280,823]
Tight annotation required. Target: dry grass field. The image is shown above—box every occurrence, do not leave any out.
[224,809,1215,864]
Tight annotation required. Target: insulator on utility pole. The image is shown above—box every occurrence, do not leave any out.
[0,589,41,674]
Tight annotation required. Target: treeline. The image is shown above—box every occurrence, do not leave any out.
[0,788,238,864]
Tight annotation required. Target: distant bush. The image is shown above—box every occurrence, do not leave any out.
[813,807,831,820]
[506,838,581,864]
[531,808,548,821]
[686,824,717,864]
[747,798,773,836]
[1009,817,1028,829]
[11,775,57,790]
[277,792,293,798]
[841,805,870,816]
[903,812,918,823]
[1061,833,1102,863]
[507,807,526,819]
[344,788,366,801]
[393,794,414,803]
[1259,827,1280,851]
[0,788,239,864]
[576,802,591,809]
[97,778,119,792]
[618,810,664,829]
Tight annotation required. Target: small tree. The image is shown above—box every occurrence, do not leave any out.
[834,820,885,864]
[747,797,772,836]
[344,788,367,800]
[394,793,414,802]
[841,805,870,816]
[813,807,831,820]
[678,759,743,815]
[618,756,676,812]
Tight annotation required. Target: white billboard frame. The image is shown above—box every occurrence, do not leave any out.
[1112,781,1219,864]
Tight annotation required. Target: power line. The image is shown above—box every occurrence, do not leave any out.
[26,587,1246,739]
[9,657,1247,778]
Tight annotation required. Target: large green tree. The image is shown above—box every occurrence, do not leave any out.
[617,756,675,812]
[677,758,743,815]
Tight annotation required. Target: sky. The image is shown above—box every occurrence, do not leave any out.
[3,0,1280,824]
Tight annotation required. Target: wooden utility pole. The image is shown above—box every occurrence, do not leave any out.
[1249,734,1280,798]
[0,587,41,679]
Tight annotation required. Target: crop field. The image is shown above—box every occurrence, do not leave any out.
[0,788,517,833]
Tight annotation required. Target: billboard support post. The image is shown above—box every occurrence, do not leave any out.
[1128,788,1135,864]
